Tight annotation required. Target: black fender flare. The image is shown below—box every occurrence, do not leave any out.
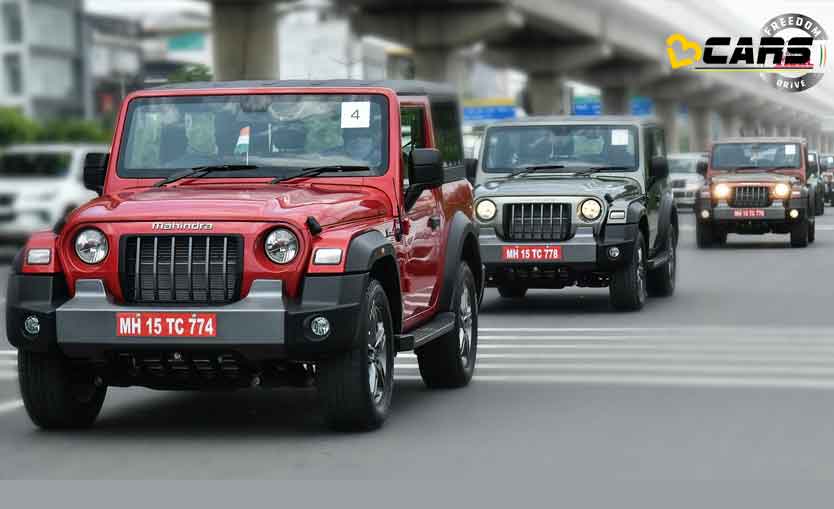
[438,211,480,311]
[653,191,677,254]
[344,230,396,273]
[626,200,648,230]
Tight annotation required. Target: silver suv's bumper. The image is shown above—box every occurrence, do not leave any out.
[478,226,598,265]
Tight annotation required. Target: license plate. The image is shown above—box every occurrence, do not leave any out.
[116,312,217,337]
[501,245,562,261]
[733,209,765,218]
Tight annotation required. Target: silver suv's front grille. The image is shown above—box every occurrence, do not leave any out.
[504,203,571,241]
[122,235,242,304]
[730,186,771,208]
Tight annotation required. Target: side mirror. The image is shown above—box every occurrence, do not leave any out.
[410,148,444,188]
[404,148,443,210]
[696,160,708,176]
[650,155,669,181]
[464,158,478,184]
[84,153,109,195]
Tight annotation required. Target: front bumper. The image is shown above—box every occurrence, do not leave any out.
[479,224,637,287]
[696,198,808,223]
[7,273,366,361]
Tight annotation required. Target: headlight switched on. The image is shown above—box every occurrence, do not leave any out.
[712,183,732,200]
[75,228,109,264]
[772,183,791,199]
[265,228,299,264]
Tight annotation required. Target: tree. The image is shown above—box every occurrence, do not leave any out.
[37,119,111,144]
[168,64,213,84]
[0,108,39,147]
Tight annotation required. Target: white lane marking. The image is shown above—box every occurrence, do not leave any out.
[394,374,834,389]
[0,399,23,414]
[396,363,834,376]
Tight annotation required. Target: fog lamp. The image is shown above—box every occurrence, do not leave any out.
[789,209,800,219]
[607,247,621,259]
[310,316,331,337]
[700,210,710,219]
[24,315,40,336]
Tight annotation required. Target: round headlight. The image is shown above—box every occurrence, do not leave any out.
[476,200,497,221]
[75,228,108,264]
[773,183,791,199]
[265,228,299,264]
[713,183,732,200]
[579,199,603,221]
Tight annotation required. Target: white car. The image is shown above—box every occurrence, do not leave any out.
[668,152,707,209]
[0,144,108,243]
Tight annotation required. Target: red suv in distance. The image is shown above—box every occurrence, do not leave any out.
[7,80,482,431]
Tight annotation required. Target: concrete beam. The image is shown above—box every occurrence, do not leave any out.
[483,43,612,75]
[212,1,278,80]
[352,6,524,49]
[593,62,670,89]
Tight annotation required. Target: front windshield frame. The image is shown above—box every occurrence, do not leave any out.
[116,93,390,180]
[668,156,701,174]
[481,124,640,174]
[711,142,802,170]
[0,151,74,178]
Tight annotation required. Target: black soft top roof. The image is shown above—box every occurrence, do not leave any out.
[149,79,458,100]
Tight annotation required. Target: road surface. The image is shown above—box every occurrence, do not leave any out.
[2,213,834,479]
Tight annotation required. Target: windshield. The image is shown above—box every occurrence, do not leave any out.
[482,125,638,173]
[668,157,701,174]
[118,94,389,179]
[0,152,72,178]
[712,143,801,170]
[822,155,834,171]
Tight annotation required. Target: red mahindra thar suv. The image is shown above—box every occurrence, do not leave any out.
[7,80,482,431]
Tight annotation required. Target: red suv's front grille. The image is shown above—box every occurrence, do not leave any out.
[121,235,242,304]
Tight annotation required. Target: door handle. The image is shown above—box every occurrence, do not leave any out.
[428,216,441,230]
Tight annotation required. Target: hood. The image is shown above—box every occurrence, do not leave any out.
[709,172,795,184]
[475,175,641,199]
[71,183,390,227]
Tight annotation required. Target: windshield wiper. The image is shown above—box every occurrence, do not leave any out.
[508,164,566,179]
[575,165,634,176]
[154,164,259,188]
[270,165,370,185]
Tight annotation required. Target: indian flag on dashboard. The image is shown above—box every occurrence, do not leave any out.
[234,126,250,154]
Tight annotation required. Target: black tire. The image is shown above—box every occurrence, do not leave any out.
[696,221,713,248]
[609,231,648,311]
[417,263,478,389]
[647,227,676,298]
[319,279,394,431]
[18,351,106,430]
[809,219,816,243]
[714,230,728,246]
[791,219,810,248]
[819,200,825,216]
[497,286,527,299]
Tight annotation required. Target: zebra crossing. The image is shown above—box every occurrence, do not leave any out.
[396,327,834,388]
[3,326,834,399]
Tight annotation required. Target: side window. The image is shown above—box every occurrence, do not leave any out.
[430,101,464,169]
[400,106,426,187]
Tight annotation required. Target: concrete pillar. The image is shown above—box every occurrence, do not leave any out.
[601,86,629,115]
[654,99,680,153]
[212,2,278,80]
[742,118,760,137]
[761,123,774,136]
[775,125,789,137]
[526,73,571,115]
[790,125,801,137]
[412,48,455,82]
[719,112,742,138]
[688,106,711,152]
